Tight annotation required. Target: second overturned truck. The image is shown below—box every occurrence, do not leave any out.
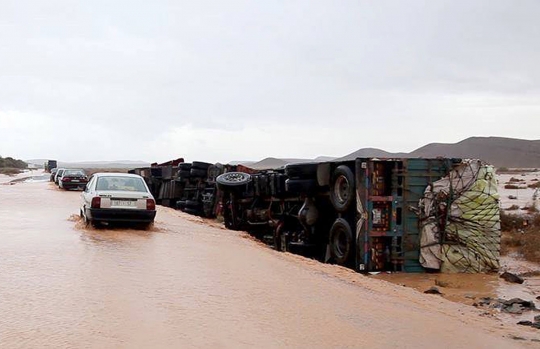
[217,158,500,273]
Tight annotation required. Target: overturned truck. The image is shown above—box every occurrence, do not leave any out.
[217,158,500,273]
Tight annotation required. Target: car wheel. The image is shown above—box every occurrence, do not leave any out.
[330,165,355,212]
[329,218,353,265]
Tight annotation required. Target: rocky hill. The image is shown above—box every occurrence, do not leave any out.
[340,137,540,168]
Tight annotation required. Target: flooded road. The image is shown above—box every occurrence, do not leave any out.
[1,175,539,348]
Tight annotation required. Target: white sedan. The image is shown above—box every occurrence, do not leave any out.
[80,173,156,228]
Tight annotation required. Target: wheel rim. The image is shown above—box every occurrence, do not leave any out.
[223,172,249,183]
[334,175,349,204]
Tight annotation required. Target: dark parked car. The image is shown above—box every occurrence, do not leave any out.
[59,169,88,190]
[49,168,58,182]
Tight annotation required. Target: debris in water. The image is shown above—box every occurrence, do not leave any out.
[500,272,525,284]
[424,287,442,295]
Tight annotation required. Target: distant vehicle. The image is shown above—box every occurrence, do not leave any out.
[54,168,65,184]
[58,169,88,190]
[49,168,58,182]
[80,173,156,228]
[44,160,57,173]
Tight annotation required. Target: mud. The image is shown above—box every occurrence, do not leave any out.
[1,175,539,348]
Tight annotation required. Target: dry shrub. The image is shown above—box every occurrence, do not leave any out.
[509,177,524,183]
[504,184,520,189]
[0,168,22,176]
[528,181,540,189]
[507,204,520,211]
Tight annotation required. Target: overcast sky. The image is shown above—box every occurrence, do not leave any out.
[0,0,539,163]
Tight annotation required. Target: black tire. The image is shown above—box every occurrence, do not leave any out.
[270,174,287,196]
[190,168,207,178]
[329,218,353,265]
[183,208,200,216]
[178,174,190,182]
[285,178,317,194]
[207,165,223,181]
[185,200,201,209]
[179,163,192,171]
[330,165,355,212]
[216,172,251,192]
[285,162,319,179]
[178,169,191,177]
[191,161,212,170]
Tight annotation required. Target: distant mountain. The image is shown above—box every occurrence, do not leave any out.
[339,137,540,168]
[409,137,540,168]
[243,156,338,170]
[339,148,408,161]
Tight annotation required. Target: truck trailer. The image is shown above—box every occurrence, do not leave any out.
[44,160,57,173]
[131,157,500,273]
[216,158,500,273]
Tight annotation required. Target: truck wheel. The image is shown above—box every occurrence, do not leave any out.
[179,163,192,171]
[190,168,207,178]
[329,218,353,265]
[285,162,318,179]
[183,208,200,216]
[330,165,354,212]
[192,161,212,170]
[285,178,317,194]
[185,200,201,209]
[216,172,251,192]
[178,169,191,177]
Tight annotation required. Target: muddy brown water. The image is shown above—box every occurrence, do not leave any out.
[1,178,539,348]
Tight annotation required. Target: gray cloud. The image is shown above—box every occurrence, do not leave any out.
[0,0,539,162]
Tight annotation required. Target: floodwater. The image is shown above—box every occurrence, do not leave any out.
[373,270,540,325]
[0,175,539,348]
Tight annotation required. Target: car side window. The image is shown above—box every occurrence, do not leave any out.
[85,176,95,192]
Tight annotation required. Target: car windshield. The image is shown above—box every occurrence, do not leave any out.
[95,176,148,192]
[64,170,85,176]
